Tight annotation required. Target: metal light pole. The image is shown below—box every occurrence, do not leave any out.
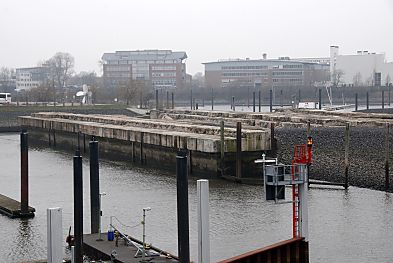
[142,207,151,262]
[97,192,106,241]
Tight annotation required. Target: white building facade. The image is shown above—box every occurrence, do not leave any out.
[16,67,49,91]
[330,46,393,86]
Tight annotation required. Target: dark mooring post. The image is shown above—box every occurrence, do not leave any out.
[171,92,174,109]
[176,151,190,263]
[318,89,322,110]
[73,150,83,263]
[385,124,390,191]
[269,89,273,112]
[298,89,301,103]
[20,130,29,215]
[355,93,358,112]
[220,120,225,172]
[89,137,100,234]
[211,88,214,111]
[258,90,261,112]
[389,86,391,106]
[166,91,169,109]
[366,91,369,110]
[382,90,385,109]
[344,123,350,189]
[232,96,235,111]
[236,122,242,179]
[155,89,159,110]
[190,89,193,110]
[252,91,256,112]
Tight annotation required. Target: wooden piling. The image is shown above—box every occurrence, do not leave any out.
[220,120,225,173]
[385,124,390,191]
[236,122,242,178]
[232,96,235,111]
[140,132,144,165]
[344,123,350,189]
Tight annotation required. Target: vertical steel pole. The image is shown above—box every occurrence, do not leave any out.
[269,89,273,112]
[197,180,210,263]
[73,150,83,263]
[318,89,322,110]
[344,123,350,189]
[176,151,190,263]
[236,122,242,178]
[211,88,214,111]
[382,90,385,109]
[166,90,169,109]
[385,124,390,191]
[258,90,261,112]
[171,92,174,109]
[253,91,256,112]
[366,91,369,110]
[232,96,235,111]
[89,137,100,234]
[355,93,358,111]
[190,89,193,110]
[155,89,159,110]
[298,165,309,241]
[20,130,29,215]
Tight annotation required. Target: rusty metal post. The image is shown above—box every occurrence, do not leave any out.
[236,122,242,178]
[385,124,390,191]
[20,130,29,215]
[344,123,350,189]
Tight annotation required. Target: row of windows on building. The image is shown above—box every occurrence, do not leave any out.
[108,60,179,65]
[272,71,303,76]
[282,64,303,69]
[222,65,268,70]
[17,82,39,87]
[222,72,269,77]
[272,78,303,82]
[152,79,176,85]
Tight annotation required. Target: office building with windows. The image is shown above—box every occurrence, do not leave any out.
[204,58,329,89]
[102,50,187,90]
[15,66,50,91]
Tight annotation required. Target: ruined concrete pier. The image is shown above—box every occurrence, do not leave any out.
[19,112,272,178]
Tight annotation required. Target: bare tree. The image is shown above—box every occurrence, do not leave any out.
[331,69,344,88]
[0,67,15,93]
[46,52,74,104]
[118,78,146,105]
[353,72,362,87]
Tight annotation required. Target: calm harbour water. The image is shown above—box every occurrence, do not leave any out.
[0,133,393,263]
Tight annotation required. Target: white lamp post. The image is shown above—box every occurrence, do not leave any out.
[97,192,106,241]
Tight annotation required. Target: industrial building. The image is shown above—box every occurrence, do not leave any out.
[203,57,329,89]
[15,66,50,91]
[102,50,188,90]
[329,46,393,86]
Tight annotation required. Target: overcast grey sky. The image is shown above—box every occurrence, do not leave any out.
[1,0,393,75]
